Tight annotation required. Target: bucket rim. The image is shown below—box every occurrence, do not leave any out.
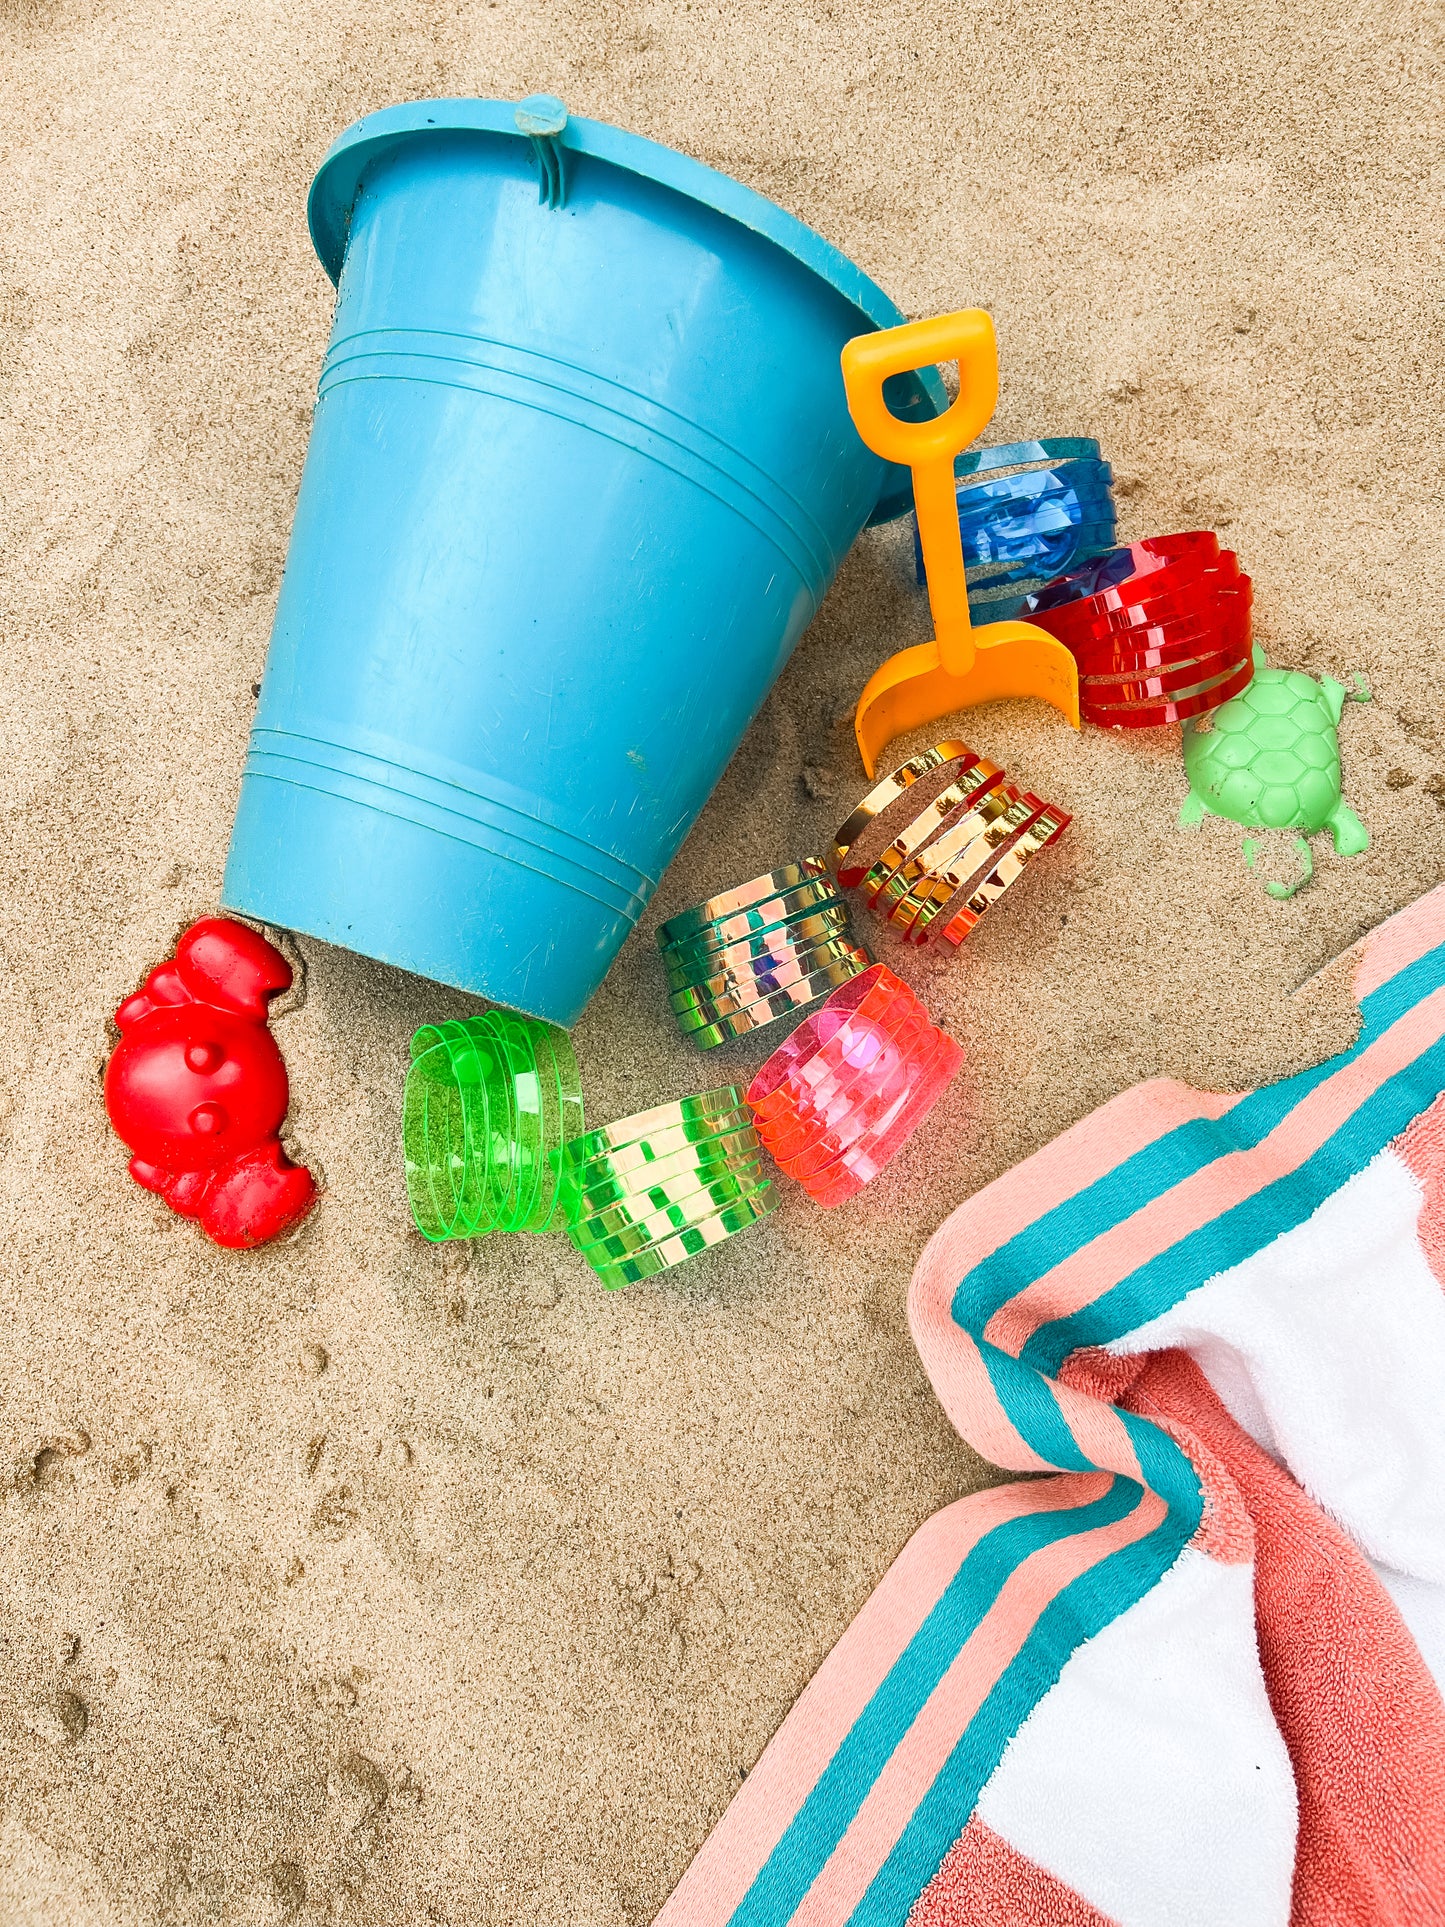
[307,97,941,523]
[311,96,925,334]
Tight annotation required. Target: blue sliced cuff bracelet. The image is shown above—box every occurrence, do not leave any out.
[910,438,1120,617]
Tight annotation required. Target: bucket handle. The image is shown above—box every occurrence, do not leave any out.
[515,95,570,211]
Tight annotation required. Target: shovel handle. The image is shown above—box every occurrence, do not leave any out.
[841,311,1000,675]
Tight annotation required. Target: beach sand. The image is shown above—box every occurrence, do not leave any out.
[0,0,1441,1919]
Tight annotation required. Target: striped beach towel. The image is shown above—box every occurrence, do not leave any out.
[657,886,1445,1926]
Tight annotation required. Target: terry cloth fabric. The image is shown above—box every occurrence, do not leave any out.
[656,886,1445,1927]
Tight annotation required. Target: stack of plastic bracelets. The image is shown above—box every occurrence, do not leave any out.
[1022,531,1253,727]
[831,741,1071,945]
[558,1090,776,1288]
[403,1011,582,1242]
[746,965,962,1205]
[657,860,872,1050]
[917,437,1118,624]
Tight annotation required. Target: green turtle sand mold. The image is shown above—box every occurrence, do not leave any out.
[1179,648,1369,899]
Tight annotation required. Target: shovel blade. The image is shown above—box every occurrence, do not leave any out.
[853,623,1081,776]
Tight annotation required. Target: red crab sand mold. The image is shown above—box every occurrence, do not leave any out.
[104,918,316,1248]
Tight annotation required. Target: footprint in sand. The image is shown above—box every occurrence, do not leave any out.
[21,1690,88,1746]
[309,1486,359,1540]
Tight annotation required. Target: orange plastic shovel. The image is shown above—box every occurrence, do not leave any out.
[843,310,1081,776]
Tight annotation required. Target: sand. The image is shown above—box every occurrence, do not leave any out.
[0,0,1440,1919]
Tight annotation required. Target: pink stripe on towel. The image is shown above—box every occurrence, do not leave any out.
[1352,884,1445,1004]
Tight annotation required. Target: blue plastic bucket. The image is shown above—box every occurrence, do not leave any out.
[222,96,942,1026]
